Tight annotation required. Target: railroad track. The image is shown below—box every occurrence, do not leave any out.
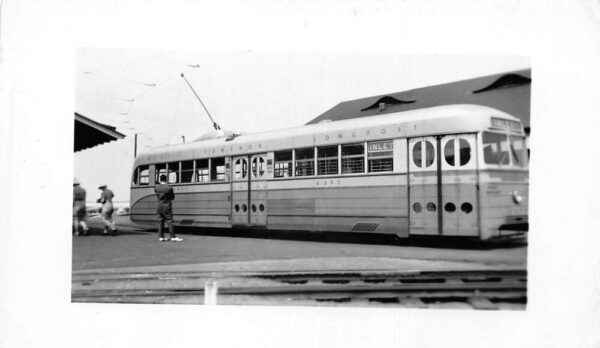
[72,269,526,309]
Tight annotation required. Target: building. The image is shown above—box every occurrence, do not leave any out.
[74,112,125,152]
[307,69,531,135]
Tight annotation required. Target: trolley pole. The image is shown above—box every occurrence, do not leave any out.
[180,73,222,131]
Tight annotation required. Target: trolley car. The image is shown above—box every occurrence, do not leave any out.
[130,104,528,240]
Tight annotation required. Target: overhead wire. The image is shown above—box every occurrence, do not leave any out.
[166,78,184,145]
[80,71,156,87]
[78,52,162,77]
[79,53,212,147]
[119,74,180,117]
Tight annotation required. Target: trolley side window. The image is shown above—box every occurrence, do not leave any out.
[181,160,194,183]
[425,141,435,167]
[341,143,364,174]
[251,157,265,178]
[167,162,179,184]
[444,138,472,167]
[211,157,226,181]
[155,163,167,183]
[510,135,527,168]
[459,138,472,166]
[295,148,315,177]
[233,158,248,180]
[132,167,139,185]
[482,132,509,165]
[274,150,293,178]
[318,146,338,175]
[139,166,149,185]
[368,140,393,172]
[133,165,150,186]
[195,159,209,182]
[444,140,456,166]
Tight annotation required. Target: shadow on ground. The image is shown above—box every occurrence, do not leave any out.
[81,228,151,237]
[167,226,526,250]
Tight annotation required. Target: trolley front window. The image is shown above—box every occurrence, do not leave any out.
[482,132,509,165]
[510,135,527,168]
[274,151,293,178]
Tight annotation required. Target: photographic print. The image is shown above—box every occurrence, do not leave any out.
[4,0,600,347]
[72,50,530,309]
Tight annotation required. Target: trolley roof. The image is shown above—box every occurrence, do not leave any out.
[134,104,522,165]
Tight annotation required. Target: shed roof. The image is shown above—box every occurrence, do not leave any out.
[307,69,531,133]
[74,112,125,152]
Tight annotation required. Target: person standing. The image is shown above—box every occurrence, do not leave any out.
[154,174,183,242]
[73,178,89,236]
[97,184,118,236]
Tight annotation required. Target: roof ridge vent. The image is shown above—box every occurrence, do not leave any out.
[473,73,531,94]
[361,96,416,112]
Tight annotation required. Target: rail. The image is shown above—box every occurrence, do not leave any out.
[72,269,526,309]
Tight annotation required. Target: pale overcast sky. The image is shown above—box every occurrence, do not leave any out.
[75,51,529,201]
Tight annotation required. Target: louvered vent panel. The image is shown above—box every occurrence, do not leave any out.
[352,222,380,232]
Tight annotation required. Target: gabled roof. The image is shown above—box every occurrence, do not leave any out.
[307,69,531,133]
[74,112,125,152]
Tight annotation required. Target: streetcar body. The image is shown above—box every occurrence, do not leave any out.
[130,104,528,240]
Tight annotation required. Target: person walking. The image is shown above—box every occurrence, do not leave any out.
[73,178,89,236]
[97,184,118,236]
[154,174,183,242]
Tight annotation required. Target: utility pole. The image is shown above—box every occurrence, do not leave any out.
[134,133,138,158]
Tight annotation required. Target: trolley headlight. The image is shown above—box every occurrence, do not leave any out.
[512,190,523,204]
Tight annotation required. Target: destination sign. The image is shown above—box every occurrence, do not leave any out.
[368,140,393,152]
[491,117,521,131]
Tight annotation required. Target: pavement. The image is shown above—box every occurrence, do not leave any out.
[73,215,527,275]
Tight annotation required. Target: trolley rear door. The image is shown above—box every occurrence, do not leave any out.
[231,156,249,226]
[408,135,479,236]
[231,153,268,228]
[440,134,479,236]
[249,154,268,227]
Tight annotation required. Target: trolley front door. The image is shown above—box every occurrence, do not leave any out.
[231,156,249,226]
[440,134,479,236]
[409,134,479,236]
[408,137,439,235]
[231,153,268,227]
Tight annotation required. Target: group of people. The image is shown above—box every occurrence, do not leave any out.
[73,179,118,236]
[72,174,183,242]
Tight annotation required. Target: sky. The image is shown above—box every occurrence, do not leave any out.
[75,50,530,202]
